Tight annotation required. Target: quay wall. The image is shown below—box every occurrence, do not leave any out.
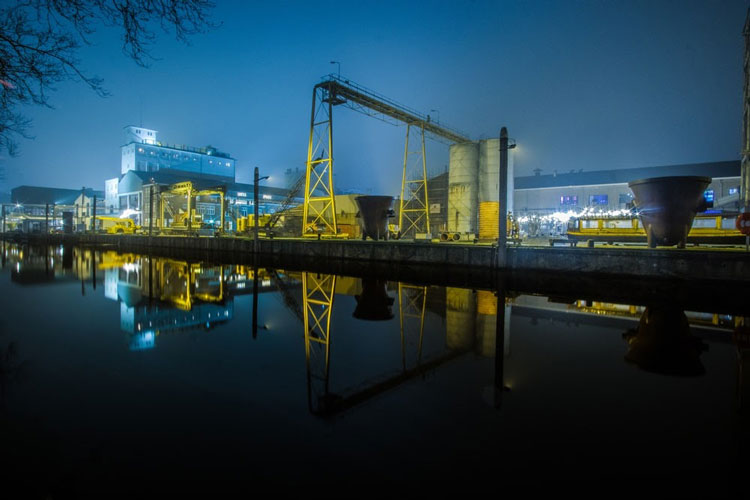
[2,233,749,282]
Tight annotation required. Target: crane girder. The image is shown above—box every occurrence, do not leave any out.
[316,77,470,144]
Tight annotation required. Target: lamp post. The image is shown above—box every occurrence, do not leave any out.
[430,109,440,123]
[330,60,341,78]
[149,178,155,236]
[254,166,270,255]
[497,127,516,268]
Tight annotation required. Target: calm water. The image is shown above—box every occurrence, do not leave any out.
[0,244,748,496]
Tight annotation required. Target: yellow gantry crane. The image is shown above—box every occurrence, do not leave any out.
[398,283,428,369]
[302,76,470,237]
[302,272,337,414]
[159,181,226,234]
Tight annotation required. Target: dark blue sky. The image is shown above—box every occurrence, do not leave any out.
[1,0,747,195]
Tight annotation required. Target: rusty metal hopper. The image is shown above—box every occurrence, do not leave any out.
[628,176,710,248]
[355,195,393,241]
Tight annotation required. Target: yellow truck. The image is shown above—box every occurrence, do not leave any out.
[96,216,141,234]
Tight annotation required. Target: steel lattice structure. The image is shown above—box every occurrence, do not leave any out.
[303,75,471,236]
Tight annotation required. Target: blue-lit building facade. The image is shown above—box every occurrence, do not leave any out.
[120,126,236,181]
[105,126,298,227]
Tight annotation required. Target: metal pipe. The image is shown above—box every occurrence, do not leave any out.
[149,183,154,236]
[45,203,49,234]
[220,191,225,235]
[497,127,509,267]
[254,167,259,253]
[92,195,97,232]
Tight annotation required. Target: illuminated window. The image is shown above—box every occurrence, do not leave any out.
[703,189,714,203]
[729,187,739,195]
[588,194,608,206]
[560,195,578,206]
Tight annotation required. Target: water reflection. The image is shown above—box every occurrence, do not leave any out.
[2,243,750,491]
[623,306,707,376]
[2,243,748,417]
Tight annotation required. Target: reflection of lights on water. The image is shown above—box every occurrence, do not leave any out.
[261,279,271,287]
[236,282,245,289]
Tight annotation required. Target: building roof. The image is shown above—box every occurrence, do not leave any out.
[11,186,104,205]
[514,161,740,190]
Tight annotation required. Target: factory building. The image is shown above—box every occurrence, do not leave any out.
[513,160,741,215]
[113,170,298,228]
[6,186,104,232]
[120,126,236,181]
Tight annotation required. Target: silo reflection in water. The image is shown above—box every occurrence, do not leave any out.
[446,287,475,350]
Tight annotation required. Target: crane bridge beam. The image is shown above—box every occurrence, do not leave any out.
[317,77,470,144]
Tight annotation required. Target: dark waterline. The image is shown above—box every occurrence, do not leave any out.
[0,244,748,496]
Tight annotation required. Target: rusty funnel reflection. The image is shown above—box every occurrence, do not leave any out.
[353,279,394,321]
[623,306,706,376]
[355,195,393,241]
[628,176,710,248]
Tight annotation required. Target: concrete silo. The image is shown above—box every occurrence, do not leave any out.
[448,142,479,234]
[478,138,514,240]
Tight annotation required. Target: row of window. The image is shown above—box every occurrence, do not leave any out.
[136,147,232,167]
[559,186,740,207]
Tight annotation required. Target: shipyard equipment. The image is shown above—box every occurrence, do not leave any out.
[354,195,394,240]
[561,212,744,247]
[303,75,470,237]
[628,176,711,248]
[159,181,226,235]
[95,216,140,234]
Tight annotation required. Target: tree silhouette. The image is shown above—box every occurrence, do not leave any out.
[0,0,216,155]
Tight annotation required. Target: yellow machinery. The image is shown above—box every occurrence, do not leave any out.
[563,214,745,246]
[159,181,225,234]
[96,216,140,234]
[237,214,272,236]
[302,76,469,237]
[157,259,224,310]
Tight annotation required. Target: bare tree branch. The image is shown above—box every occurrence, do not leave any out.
[0,0,216,156]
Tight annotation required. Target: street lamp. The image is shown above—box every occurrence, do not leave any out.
[430,109,440,124]
[330,60,340,78]
[253,166,270,254]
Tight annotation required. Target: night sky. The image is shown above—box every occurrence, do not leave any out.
[0,0,747,196]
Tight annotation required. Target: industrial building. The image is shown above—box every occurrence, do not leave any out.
[113,170,300,229]
[513,160,740,215]
[120,126,235,181]
[5,185,104,232]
